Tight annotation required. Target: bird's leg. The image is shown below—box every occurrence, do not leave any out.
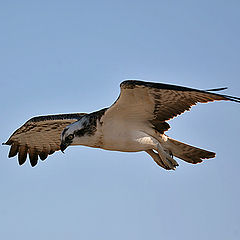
[143,132,178,170]
[145,149,170,170]
[156,143,179,170]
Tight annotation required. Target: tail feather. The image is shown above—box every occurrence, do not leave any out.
[167,138,216,164]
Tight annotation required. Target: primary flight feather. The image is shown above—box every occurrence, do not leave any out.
[3,80,240,170]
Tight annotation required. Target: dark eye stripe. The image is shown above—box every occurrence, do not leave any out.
[75,129,86,137]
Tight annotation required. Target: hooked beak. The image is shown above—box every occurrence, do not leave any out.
[60,141,69,153]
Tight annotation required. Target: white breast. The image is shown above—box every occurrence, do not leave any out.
[100,119,156,152]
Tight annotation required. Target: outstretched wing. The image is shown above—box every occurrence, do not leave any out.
[104,80,240,133]
[3,113,86,167]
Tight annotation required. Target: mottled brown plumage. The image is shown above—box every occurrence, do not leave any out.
[4,113,86,167]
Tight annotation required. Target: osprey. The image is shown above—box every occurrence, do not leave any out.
[3,80,240,170]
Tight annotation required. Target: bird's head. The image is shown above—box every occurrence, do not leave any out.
[60,116,96,152]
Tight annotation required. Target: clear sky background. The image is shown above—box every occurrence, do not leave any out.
[0,1,240,239]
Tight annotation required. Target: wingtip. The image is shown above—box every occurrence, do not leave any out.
[205,87,228,92]
[2,139,12,145]
[18,161,25,166]
[30,159,38,167]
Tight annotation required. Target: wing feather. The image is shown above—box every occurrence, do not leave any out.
[8,143,19,158]
[4,113,86,166]
[29,148,38,167]
[18,145,28,165]
[104,80,239,133]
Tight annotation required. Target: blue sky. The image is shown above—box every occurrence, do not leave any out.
[0,1,240,239]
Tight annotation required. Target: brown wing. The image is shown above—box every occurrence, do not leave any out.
[104,80,240,133]
[3,113,86,167]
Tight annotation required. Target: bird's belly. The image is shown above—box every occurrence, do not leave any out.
[101,130,156,152]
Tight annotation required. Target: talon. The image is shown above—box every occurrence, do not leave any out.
[145,149,170,170]
[157,144,178,170]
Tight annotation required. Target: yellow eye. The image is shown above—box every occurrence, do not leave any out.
[67,134,74,141]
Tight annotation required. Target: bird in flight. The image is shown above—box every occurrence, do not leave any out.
[3,80,240,170]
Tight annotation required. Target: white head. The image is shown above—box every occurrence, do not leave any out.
[60,115,97,152]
